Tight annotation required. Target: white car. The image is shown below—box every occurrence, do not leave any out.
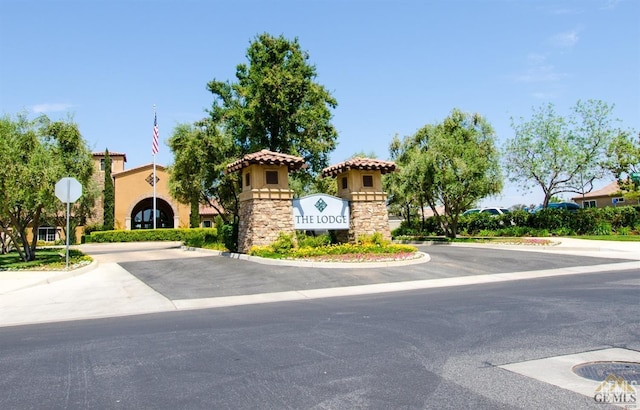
[462,207,510,216]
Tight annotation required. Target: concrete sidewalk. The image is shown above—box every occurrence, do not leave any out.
[0,239,637,328]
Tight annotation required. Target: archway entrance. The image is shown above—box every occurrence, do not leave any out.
[131,198,174,229]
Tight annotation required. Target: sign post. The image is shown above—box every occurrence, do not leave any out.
[55,177,82,269]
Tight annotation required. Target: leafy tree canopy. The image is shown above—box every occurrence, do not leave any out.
[170,33,339,224]
[504,100,624,207]
[388,109,502,238]
[607,131,640,196]
[0,113,96,260]
[207,33,338,178]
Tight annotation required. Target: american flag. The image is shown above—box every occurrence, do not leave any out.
[152,111,159,155]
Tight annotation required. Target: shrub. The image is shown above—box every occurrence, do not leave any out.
[477,229,497,237]
[83,223,104,235]
[611,206,639,228]
[591,222,613,236]
[507,210,531,227]
[271,232,296,253]
[551,227,575,236]
[183,229,219,248]
[297,233,331,248]
[461,213,501,235]
[616,226,632,236]
[357,232,387,246]
[221,223,238,253]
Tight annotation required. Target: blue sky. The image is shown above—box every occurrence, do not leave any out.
[1,0,638,207]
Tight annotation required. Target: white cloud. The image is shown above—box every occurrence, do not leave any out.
[30,103,75,113]
[550,30,580,48]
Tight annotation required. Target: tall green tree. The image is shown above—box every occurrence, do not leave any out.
[0,114,50,261]
[207,33,338,186]
[103,149,115,230]
[168,122,239,225]
[504,100,623,207]
[41,117,97,245]
[43,117,100,244]
[170,33,339,225]
[389,109,502,238]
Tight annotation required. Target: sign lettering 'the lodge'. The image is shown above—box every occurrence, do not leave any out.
[293,194,349,230]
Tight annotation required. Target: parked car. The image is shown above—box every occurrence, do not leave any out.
[462,207,510,216]
[530,202,581,213]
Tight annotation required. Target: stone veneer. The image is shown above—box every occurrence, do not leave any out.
[344,199,392,243]
[237,196,295,253]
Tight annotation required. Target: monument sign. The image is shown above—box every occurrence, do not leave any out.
[293,194,349,230]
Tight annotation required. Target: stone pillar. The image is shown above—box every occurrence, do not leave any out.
[237,192,295,253]
[348,193,392,243]
[226,150,306,254]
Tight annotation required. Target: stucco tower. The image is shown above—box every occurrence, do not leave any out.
[322,158,396,243]
[226,150,307,253]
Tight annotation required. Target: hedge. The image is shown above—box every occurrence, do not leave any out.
[83,228,219,245]
[393,205,640,237]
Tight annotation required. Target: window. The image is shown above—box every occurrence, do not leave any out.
[202,220,212,228]
[613,197,625,204]
[341,177,347,189]
[37,227,57,242]
[266,170,278,185]
[363,175,373,187]
[244,172,251,188]
[100,158,105,171]
[583,200,596,208]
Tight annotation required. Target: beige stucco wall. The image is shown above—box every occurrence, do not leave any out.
[113,165,190,230]
[575,195,639,209]
[241,164,290,192]
[336,169,385,200]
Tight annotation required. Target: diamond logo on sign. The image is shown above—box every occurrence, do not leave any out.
[314,198,327,213]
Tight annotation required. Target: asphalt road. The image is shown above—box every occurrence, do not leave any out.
[1,268,637,409]
[119,245,633,299]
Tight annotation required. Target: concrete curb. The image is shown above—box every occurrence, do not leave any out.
[1,259,99,294]
[182,246,431,268]
[172,260,640,311]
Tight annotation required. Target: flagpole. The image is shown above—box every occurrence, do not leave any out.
[153,105,157,230]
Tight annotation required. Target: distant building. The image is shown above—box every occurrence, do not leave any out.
[571,181,638,209]
[91,152,221,230]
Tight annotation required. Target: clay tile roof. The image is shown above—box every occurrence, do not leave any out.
[225,149,307,173]
[321,157,397,178]
[199,203,223,216]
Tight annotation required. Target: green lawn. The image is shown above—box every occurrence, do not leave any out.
[569,235,640,242]
[0,248,92,271]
